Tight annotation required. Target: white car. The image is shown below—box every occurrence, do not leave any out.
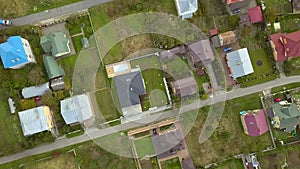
[1,19,12,26]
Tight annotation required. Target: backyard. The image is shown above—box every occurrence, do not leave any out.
[160,157,181,169]
[134,136,155,158]
[185,93,273,167]
[283,57,300,76]
[213,158,244,169]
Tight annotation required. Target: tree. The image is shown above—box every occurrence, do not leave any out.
[42,91,59,113]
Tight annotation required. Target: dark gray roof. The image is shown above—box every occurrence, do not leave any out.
[114,71,146,108]
[188,39,215,63]
[182,158,196,169]
[227,0,250,11]
[210,36,221,48]
[171,76,198,97]
[151,130,184,159]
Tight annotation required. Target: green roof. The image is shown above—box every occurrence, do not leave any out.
[272,103,300,131]
[40,32,70,57]
[43,56,64,79]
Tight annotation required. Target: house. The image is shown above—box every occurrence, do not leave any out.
[240,14,251,27]
[240,109,269,137]
[210,29,218,37]
[159,45,186,61]
[226,48,254,80]
[18,106,54,136]
[174,0,198,19]
[40,32,70,57]
[113,70,146,116]
[248,6,263,24]
[292,0,300,13]
[43,56,64,79]
[218,31,236,46]
[225,0,249,11]
[211,35,221,48]
[171,76,198,97]
[0,36,36,69]
[272,103,300,132]
[269,30,300,62]
[60,94,93,125]
[226,0,244,5]
[21,82,51,99]
[188,39,215,63]
[50,77,65,91]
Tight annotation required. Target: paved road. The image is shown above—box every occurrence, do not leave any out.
[0,0,112,28]
[0,75,299,165]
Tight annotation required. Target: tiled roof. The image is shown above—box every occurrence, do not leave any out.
[248,6,263,24]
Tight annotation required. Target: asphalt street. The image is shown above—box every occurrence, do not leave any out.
[0,75,299,164]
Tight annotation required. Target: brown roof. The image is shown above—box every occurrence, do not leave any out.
[171,76,198,97]
[188,39,215,63]
[219,31,236,46]
[159,45,186,61]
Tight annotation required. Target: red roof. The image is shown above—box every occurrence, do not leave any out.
[243,109,269,137]
[210,29,218,36]
[270,30,300,62]
[248,6,263,23]
[226,0,243,5]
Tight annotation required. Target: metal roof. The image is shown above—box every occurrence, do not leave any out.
[226,48,254,80]
[18,106,53,136]
[0,36,29,69]
[21,82,51,99]
[272,103,300,131]
[60,94,93,125]
[40,32,70,57]
[113,71,146,108]
[175,0,198,18]
[43,55,64,79]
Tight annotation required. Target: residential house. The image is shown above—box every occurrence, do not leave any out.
[248,6,263,24]
[187,39,215,64]
[43,55,65,90]
[159,45,186,62]
[269,30,300,62]
[18,106,54,136]
[50,77,65,91]
[21,82,51,99]
[113,70,146,116]
[174,0,198,19]
[226,48,254,80]
[225,0,249,11]
[0,36,36,69]
[60,94,93,125]
[40,32,70,57]
[171,76,198,97]
[240,109,269,137]
[226,0,244,5]
[218,31,236,46]
[272,103,300,132]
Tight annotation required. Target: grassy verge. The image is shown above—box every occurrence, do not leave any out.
[160,157,181,169]
[271,83,300,93]
[65,130,84,138]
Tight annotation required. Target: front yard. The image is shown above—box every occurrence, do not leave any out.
[283,57,300,76]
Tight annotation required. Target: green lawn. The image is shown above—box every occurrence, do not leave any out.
[65,15,93,38]
[95,89,120,122]
[280,18,300,33]
[160,157,181,169]
[271,83,300,93]
[264,0,292,15]
[283,57,300,76]
[130,55,168,110]
[71,35,83,53]
[134,137,155,158]
[185,93,273,167]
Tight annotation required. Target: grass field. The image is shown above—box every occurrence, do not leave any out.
[0,0,81,18]
[283,57,300,76]
[185,93,273,167]
[214,158,244,169]
[271,83,300,93]
[160,157,181,169]
[134,137,155,158]
[130,55,168,110]
[264,0,292,15]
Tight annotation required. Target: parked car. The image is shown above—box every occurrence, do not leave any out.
[223,47,232,53]
[233,9,241,14]
[34,96,41,102]
[274,97,282,102]
[152,128,157,135]
[0,19,12,26]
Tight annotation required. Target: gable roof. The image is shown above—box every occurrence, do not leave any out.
[272,103,300,131]
[43,56,64,79]
[175,0,198,18]
[171,76,198,97]
[114,70,146,108]
[226,48,254,80]
[60,94,93,125]
[270,30,300,62]
[242,109,269,136]
[188,39,215,63]
[40,32,70,57]
[248,6,263,24]
[18,106,54,136]
[0,36,29,69]
[21,82,51,99]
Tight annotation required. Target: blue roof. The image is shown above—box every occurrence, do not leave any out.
[0,36,28,69]
[226,48,254,80]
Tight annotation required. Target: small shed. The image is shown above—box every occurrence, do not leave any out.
[210,29,218,37]
[8,98,16,114]
[81,37,90,48]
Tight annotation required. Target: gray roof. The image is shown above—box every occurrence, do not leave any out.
[18,106,53,136]
[114,71,146,108]
[226,48,254,80]
[182,158,196,169]
[188,39,215,63]
[272,103,300,131]
[175,0,198,18]
[171,76,198,97]
[21,82,51,98]
[50,77,65,91]
[8,98,16,114]
[151,130,184,159]
[60,94,93,125]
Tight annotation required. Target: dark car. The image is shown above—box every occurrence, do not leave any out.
[285,91,292,102]
[223,47,232,53]
[152,128,157,135]
[233,9,241,14]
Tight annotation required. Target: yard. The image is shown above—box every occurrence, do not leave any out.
[283,57,300,76]
[160,157,181,169]
[185,93,273,167]
[264,0,292,15]
[134,137,156,158]
[213,158,244,169]
[130,55,169,110]
[0,0,81,18]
